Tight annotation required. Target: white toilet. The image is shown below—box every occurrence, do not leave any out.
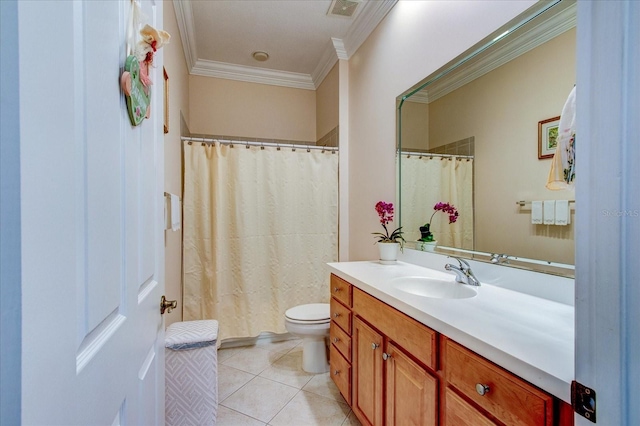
[284,303,330,373]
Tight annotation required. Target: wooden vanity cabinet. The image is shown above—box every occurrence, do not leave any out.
[352,288,438,426]
[352,317,384,426]
[443,338,556,426]
[330,274,573,426]
[329,274,353,404]
[385,342,438,426]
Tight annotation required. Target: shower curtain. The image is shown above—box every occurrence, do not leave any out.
[182,142,338,342]
[400,155,474,249]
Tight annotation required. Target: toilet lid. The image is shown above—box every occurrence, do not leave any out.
[285,303,330,322]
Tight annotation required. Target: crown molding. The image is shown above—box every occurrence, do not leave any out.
[173,1,197,71]
[311,39,340,88]
[191,60,316,90]
[332,38,348,60]
[175,0,398,90]
[342,0,397,57]
[422,2,576,103]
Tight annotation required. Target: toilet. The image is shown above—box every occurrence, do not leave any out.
[284,303,330,374]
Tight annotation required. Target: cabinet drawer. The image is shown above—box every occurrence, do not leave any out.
[330,321,351,362]
[445,388,497,426]
[445,339,553,426]
[330,274,352,307]
[331,297,352,334]
[353,288,437,370]
[330,344,351,405]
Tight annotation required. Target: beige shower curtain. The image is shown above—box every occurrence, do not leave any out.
[182,142,339,341]
[400,156,474,249]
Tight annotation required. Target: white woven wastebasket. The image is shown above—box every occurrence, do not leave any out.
[165,320,219,426]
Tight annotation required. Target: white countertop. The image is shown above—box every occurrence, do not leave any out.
[327,260,574,403]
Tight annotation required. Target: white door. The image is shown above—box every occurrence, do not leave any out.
[18,1,166,424]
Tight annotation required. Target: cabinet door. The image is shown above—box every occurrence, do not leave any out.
[445,388,497,426]
[352,317,384,426]
[385,343,438,426]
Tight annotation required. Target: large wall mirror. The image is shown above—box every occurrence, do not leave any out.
[397,0,576,276]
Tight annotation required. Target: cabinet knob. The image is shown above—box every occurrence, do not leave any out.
[333,287,340,292]
[475,383,490,396]
[334,370,340,376]
[333,337,340,343]
[382,352,392,361]
[333,313,340,318]
[371,343,380,350]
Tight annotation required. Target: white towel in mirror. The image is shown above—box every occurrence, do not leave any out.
[543,200,556,225]
[531,201,543,224]
[555,200,570,225]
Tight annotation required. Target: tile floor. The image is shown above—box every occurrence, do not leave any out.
[217,339,361,426]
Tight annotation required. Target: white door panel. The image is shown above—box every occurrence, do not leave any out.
[19,1,165,424]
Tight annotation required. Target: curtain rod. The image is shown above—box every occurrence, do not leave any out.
[399,150,474,160]
[181,136,338,153]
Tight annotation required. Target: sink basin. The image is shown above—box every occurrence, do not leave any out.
[391,276,477,299]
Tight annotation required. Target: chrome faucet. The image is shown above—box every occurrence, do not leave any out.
[445,256,481,286]
[490,253,510,264]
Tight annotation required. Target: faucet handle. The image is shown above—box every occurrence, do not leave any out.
[448,256,470,270]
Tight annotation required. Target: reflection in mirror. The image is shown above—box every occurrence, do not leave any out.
[397,0,576,276]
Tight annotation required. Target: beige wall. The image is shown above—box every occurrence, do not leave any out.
[163,1,190,327]
[428,29,576,264]
[316,64,339,140]
[347,0,536,260]
[400,100,429,150]
[189,76,316,142]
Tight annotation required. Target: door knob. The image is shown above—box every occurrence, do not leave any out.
[160,295,177,314]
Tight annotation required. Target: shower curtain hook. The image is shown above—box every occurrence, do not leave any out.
[261,142,265,150]
[277,143,281,151]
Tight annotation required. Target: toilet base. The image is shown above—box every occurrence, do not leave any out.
[302,336,329,373]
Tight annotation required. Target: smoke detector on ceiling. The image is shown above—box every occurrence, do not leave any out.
[328,0,363,18]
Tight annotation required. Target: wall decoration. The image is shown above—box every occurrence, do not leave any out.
[164,67,169,134]
[538,116,560,159]
[120,0,171,127]
[121,56,149,126]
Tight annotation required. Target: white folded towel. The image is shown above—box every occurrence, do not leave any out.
[555,200,570,225]
[531,201,543,224]
[543,200,556,225]
[170,194,181,231]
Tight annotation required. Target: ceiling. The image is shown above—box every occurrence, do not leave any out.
[173,0,398,90]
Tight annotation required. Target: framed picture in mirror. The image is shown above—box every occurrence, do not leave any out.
[538,116,560,159]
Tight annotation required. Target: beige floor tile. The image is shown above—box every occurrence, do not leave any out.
[259,351,315,388]
[255,337,301,353]
[218,346,247,363]
[218,364,256,402]
[341,410,362,426]
[217,406,266,426]
[221,345,289,375]
[221,376,299,423]
[302,372,344,402]
[269,391,350,426]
